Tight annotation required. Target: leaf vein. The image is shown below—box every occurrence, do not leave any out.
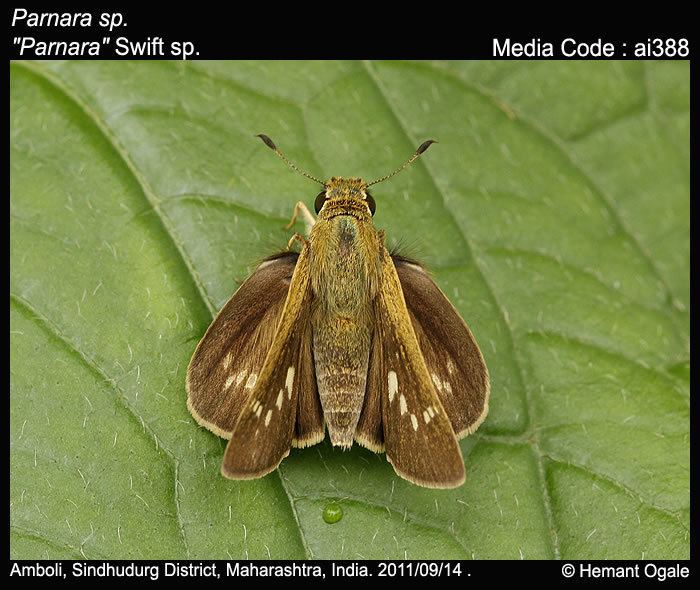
[415,60,683,312]
[10,293,190,557]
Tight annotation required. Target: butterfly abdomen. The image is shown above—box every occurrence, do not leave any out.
[312,316,371,448]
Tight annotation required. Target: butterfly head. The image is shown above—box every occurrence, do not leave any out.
[315,177,375,219]
[255,134,436,221]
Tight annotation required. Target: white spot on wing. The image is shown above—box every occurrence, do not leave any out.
[223,352,233,369]
[444,381,452,393]
[255,406,262,418]
[265,409,272,427]
[427,406,435,418]
[399,395,408,415]
[224,375,235,390]
[431,373,443,391]
[245,373,257,389]
[411,414,419,431]
[286,366,295,398]
[423,410,431,424]
[236,370,247,386]
[388,371,398,402]
[276,389,284,410]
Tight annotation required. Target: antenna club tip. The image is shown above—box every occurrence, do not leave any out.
[256,134,277,150]
[416,139,437,155]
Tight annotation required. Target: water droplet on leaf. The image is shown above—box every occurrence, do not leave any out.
[322,502,343,524]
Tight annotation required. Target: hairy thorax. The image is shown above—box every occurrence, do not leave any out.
[311,215,379,313]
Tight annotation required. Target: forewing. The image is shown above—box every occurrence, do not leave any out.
[394,256,490,438]
[222,245,315,479]
[186,252,298,438]
[355,332,384,452]
[293,318,325,448]
[374,248,465,488]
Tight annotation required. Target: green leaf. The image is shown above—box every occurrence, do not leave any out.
[10,60,689,560]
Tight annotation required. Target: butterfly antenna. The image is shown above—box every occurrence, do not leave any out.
[366,140,437,187]
[256,134,325,185]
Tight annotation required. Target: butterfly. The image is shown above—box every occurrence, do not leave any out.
[186,135,489,488]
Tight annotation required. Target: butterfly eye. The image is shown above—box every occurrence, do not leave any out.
[366,193,376,216]
[314,191,327,214]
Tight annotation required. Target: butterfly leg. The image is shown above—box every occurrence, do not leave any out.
[287,232,308,251]
[285,201,316,235]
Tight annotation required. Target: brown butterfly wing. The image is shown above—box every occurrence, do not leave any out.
[371,248,465,488]
[394,256,490,438]
[186,252,299,438]
[222,245,319,479]
[187,250,324,448]
[293,318,324,448]
[355,332,384,452]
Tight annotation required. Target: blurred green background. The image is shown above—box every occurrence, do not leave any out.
[10,60,689,559]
